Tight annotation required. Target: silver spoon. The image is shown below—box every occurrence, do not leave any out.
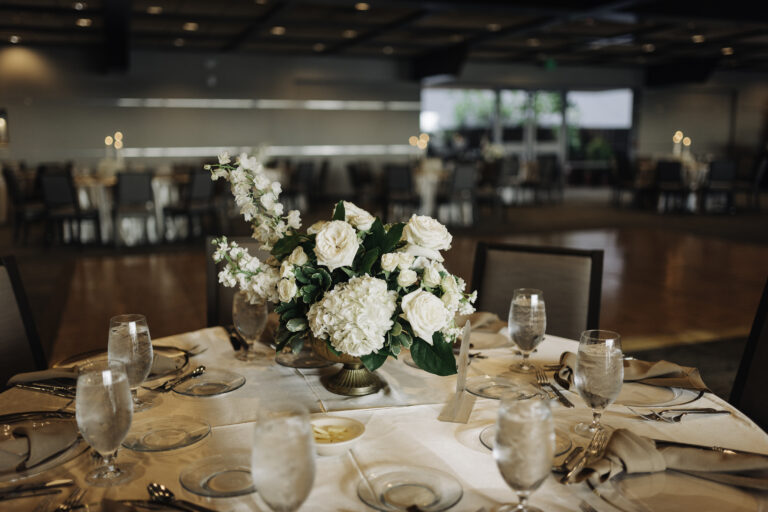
[147,482,215,512]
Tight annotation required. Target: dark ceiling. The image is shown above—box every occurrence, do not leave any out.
[1,0,767,73]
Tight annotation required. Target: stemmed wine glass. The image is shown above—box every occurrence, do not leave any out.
[494,395,554,512]
[508,289,546,373]
[232,290,270,361]
[107,314,154,411]
[573,329,624,436]
[251,403,315,512]
[76,360,133,486]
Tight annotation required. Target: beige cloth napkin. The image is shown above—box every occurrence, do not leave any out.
[455,312,506,334]
[577,428,768,490]
[555,352,709,391]
[0,421,79,473]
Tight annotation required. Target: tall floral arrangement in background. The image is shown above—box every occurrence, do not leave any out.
[207,152,475,376]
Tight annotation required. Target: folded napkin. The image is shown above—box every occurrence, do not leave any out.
[0,421,79,473]
[455,311,507,334]
[554,352,708,391]
[576,429,768,490]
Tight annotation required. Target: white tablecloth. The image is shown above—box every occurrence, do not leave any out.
[2,327,768,511]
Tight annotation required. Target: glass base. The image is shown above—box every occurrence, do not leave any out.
[132,393,156,412]
[235,347,272,361]
[496,504,543,512]
[85,463,133,486]
[573,421,601,437]
[507,362,536,374]
[275,346,334,369]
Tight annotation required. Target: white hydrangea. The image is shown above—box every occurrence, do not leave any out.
[307,276,397,357]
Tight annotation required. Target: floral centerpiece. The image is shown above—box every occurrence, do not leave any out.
[207,152,476,377]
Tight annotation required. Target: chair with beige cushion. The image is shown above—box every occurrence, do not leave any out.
[471,242,603,340]
[1,255,47,387]
[205,236,271,327]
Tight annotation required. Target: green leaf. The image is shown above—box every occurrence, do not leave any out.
[286,318,307,332]
[409,334,457,376]
[390,322,402,337]
[390,344,401,356]
[332,201,345,221]
[280,307,302,321]
[317,268,332,289]
[300,285,319,304]
[288,333,304,354]
[382,223,405,253]
[271,235,302,260]
[360,351,388,372]
[293,266,310,284]
[359,247,379,275]
[340,267,355,278]
[364,218,386,251]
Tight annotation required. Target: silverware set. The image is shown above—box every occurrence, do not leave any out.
[627,406,730,423]
[55,486,85,511]
[14,382,76,399]
[146,365,206,392]
[561,428,610,484]
[0,479,73,502]
[534,366,574,408]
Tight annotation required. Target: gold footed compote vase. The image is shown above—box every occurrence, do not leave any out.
[311,337,383,396]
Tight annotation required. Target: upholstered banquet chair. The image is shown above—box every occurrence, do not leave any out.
[205,236,271,327]
[730,278,768,432]
[471,242,603,340]
[0,255,47,387]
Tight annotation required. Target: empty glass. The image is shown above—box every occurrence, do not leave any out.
[251,403,315,512]
[573,330,624,436]
[76,360,133,485]
[508,289,546,373]
[232,291,270,361]
[494,395,554,512]
[108,314,154,411]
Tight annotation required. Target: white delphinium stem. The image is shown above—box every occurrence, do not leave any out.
[212,237,280,304]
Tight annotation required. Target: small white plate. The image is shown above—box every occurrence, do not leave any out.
[122,416,210,452]
[310,416,365,456]
[180,453,255,498]
[357,465,463,512]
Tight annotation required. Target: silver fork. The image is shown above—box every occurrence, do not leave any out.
[534,367,574,408]
[626,406,675,423]
[562,428,610,483]
[55,486,85,511]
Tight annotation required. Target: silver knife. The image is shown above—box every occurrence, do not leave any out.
[543,382,574,408]
[0,488,62,501]
[0,478,73,497]
[0,411,75,424]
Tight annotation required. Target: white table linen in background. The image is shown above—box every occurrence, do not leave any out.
[2,327,768,511]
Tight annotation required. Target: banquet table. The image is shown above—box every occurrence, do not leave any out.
[3,327,768,511]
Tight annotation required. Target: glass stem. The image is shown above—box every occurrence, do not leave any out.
[131,388,139,402]
[521,352,530,368]
[516,491,531,511]
[102,452,117,473]
[591,410,602,431]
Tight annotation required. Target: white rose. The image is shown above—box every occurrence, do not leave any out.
[397,269,418,288]
[401,289,451,344]
[314,220,359,271]
[343,201,376,231]
[278,278,298,302]
[422,262,442,288]
[288,246,308,266]
[280,260,294,279]
[287,210,302,230]
[307,221,328,235]
[397,253,415,270]
[401,243,444,262]
[441,274,458,293]
[381,253,398,272]
[441,291,460,313]
[403,215,452,253]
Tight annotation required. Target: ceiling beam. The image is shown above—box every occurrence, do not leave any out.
[220,1,289,52]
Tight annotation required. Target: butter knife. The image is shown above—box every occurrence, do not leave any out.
[0,479,73,501]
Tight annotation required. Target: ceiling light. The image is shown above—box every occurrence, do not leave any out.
[526,38,540,47]
[382,45,394,55]
[355,2,370,11]
[104,136,113,146]
[147,6,163,14]
[9,35,20,44]
[114,140,124,150]
[270,26,286,35]
[408,136,418,146]
[73,2,85,10]
[721,46,734,56]
[313,43,326,52]
[183,22,199,31]
[691,34,705,43]
[114,131,123,141]
[642,43,655,53]
[682,136,691,146]
[173,38,185,47]
[343,29,357,39]
[486,23,502,32]
[76,18,92,27]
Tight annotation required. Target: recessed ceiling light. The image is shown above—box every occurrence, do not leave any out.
[183,22,199,31]
[270,26,286,36]
[9,35,20,44]
[147,6,163,14]
[355,2,370,11]
[526,38,540,47]
[382,45,394,55]
[313,43,326,52]
[487,23,502,32]
[342,29,357,38]
[173,38,185,47]
[76,18,92,27]
[73,2,85,10]
[722,46,734,56]
[691,34,705,43]
[642,43,655,52]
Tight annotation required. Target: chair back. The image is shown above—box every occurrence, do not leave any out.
[294,162,315,193]
[1,255,46,386]
[708,160,736,184]
[115,172,153,206]
[471,243,603,340]
[39,172,77,210]
[498,155,519,186]
[2,167,24,207]
[656,160,682,184]
[188,170,214,203]
[730,278,768,432]
[205,237,271,327]
[386,164,413,194]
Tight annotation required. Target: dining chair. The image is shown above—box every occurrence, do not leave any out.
[655,160,686,212]
[39,170,101,245]
[383,163,419,223]
[2,166,45,244]
[729,277,768,432]
[436,162,477,226]
[535,154,564,204]
[471,242,604,340]
[163,170,218,241]
[0,255,47,387]
[112,171,155,247]
[701,159,736,213]
[205,236,271,327]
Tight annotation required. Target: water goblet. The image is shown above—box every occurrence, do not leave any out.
[232,290,270,361]
[76,360,133,486]
[251,403,315,512]
[573,329,624,436]
[494,395,554,512]
[107,314,154,411]
[508,289,546,373]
